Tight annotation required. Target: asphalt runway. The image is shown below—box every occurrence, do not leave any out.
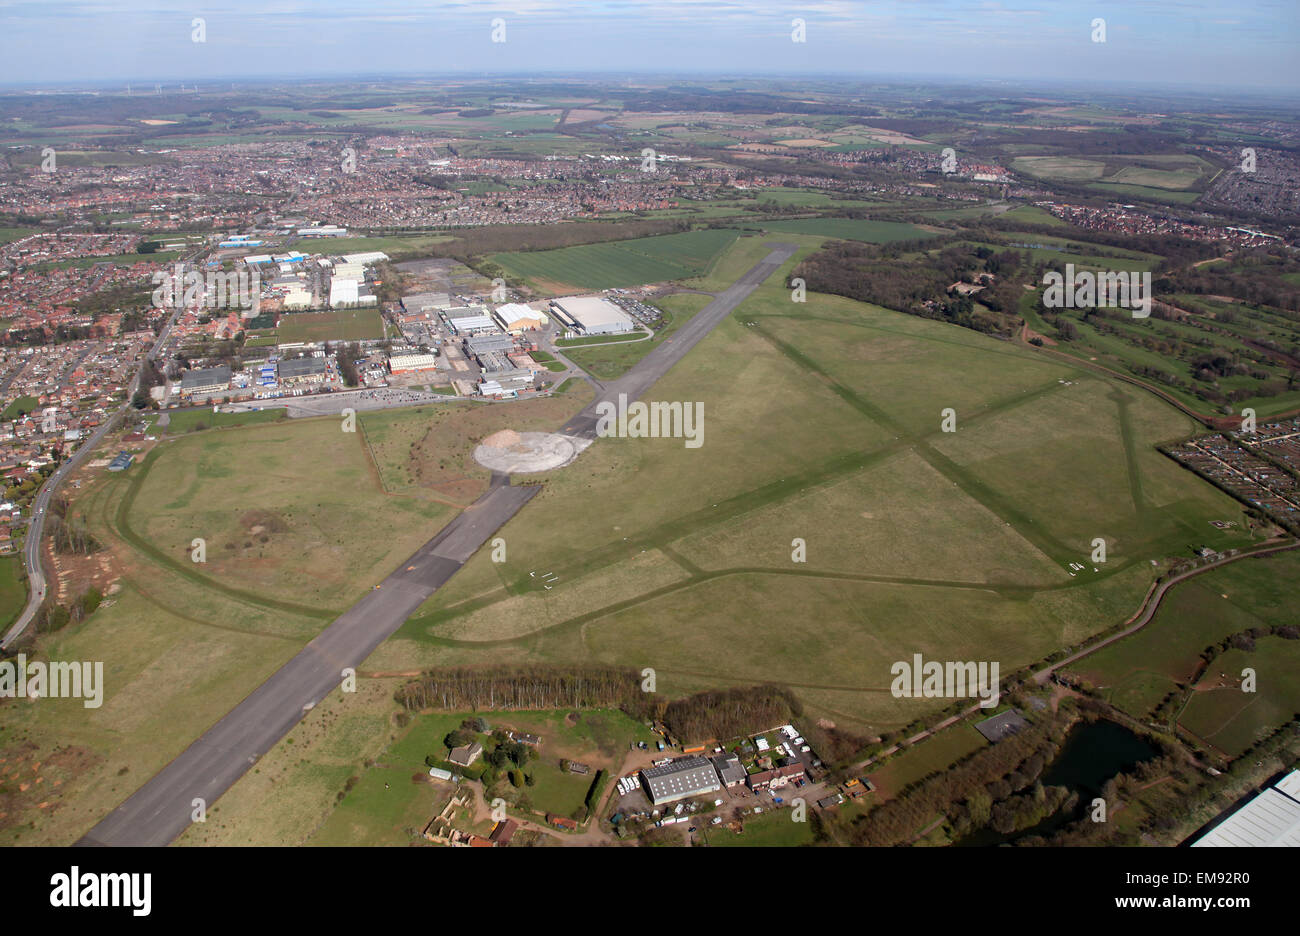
[77,241,796,847]
[562,242,797,438]
[77,479,537,846]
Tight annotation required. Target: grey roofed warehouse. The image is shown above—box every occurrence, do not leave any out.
[640,756,722,805]
[180,364,232,393]
[550,296,634,336]
[277,356,326,380]
[466,334,516,355]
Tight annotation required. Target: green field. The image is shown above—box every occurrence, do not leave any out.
[276,308,385,343]
[1087,183,1202,205]
[1066,549,1300,723]
[867,724,989,797]
[122,416,462,609]
[0,401,599,844]
[160,407,287,435]
[363,238,1254,737]
[702,806,816,847]
[749,217,936,243]
[0,555,27,632]
[491,228,742,292]
[1012,154,1212,195]
[235,706,652,845]
[1011,156,1106,181]
[358,392,592,507]
[0,227,38,246]
[1001,205,1066,227]
[1180,640,1300,757]
[1028,288,1300,417]
[8,229,1281,845]
[1,396,41,420]
[290,234,455,259]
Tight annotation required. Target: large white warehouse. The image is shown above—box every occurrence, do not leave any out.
[551,296,634,336]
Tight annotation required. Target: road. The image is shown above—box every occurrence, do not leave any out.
[1033,538,1300,682]
[1,304,182,650]
[76,242,798,846]
[844,539,1300,777]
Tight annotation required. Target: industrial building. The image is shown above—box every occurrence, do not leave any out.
[389,352,439,374]
[340,251,389,266]
[282,287,312,310]
[493,302,546,334]
[329,278,359,308]
[551,296,635,336]
[445,306,500,336]
[403,292,452,315]
[1191,770,1300,847]
[466,334,516,356]
[640,756,722,806]
[478,374,534,398]
[180,365,232,396]
[277,356,327,382]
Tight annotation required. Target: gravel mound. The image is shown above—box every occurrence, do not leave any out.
[480,428,522,449]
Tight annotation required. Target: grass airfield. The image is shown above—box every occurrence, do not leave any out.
[381,255,1252,736]
[0,237,1260,843]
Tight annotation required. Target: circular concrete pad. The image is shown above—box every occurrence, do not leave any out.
[473,431,592,474]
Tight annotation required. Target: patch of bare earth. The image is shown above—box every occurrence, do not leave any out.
[0,741,103,832]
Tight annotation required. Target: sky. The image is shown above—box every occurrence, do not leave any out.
[0,0,1296,92]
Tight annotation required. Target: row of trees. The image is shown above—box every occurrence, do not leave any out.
[646,684,802,746]
[395,665,644,712]
[844,708,1076,846]
[397,666,808,749]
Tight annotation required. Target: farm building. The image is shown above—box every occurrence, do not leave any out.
[550,296,634,336]
[640,756,721,806]
[107,451,135,472]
